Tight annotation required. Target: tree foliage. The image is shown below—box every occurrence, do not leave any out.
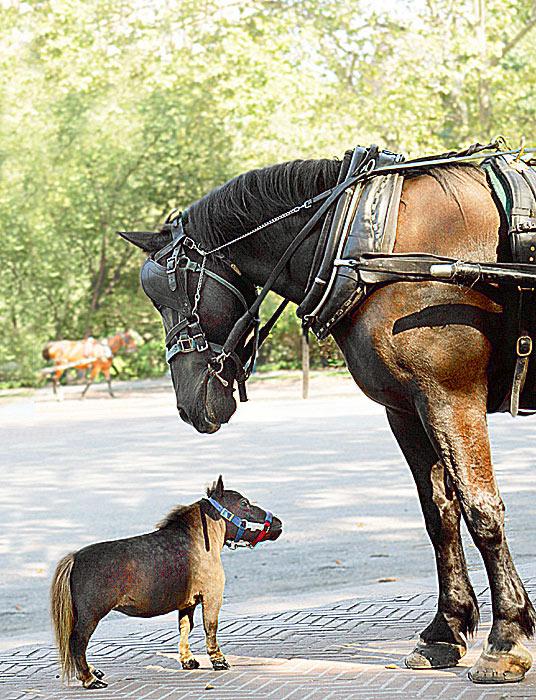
[0,0,534,384]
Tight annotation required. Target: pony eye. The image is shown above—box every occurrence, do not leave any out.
[240,499,249,507]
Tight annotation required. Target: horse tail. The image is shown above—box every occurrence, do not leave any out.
[50,553,76,682]
[42,343,52,361]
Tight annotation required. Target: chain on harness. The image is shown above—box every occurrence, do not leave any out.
[157,198,315,401]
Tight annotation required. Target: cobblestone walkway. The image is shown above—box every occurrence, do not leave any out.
[2,582,536,699]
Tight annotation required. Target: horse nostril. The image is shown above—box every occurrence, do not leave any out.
[178,406,191,424]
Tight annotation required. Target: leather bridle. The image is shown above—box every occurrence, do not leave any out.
[206,496,273,549]
[143,215,259,401]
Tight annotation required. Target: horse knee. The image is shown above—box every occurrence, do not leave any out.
[465,497,505,547]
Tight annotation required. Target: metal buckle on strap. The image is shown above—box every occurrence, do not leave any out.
[166,334,196,362]
[517,335,533,357]
[194,335,208,352]
[166,255,177,292]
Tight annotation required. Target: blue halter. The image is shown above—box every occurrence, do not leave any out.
[207,497,272,548]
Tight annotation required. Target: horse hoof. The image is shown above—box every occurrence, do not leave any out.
[405,639,466,669]
[83,677,108,689]
[212,658,230,671]
[182,658,200,670]
[469,642,532,684]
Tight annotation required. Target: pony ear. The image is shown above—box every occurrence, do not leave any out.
[117,230,171,253]
[215,475,224,497]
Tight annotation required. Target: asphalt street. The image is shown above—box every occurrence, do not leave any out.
[1,372,536,650]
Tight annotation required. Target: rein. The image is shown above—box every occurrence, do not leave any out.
[206,497,273,549]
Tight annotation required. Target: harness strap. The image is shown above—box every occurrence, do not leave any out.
[206,497,272,547]
[250,511,273,547]
[220,170,366,357]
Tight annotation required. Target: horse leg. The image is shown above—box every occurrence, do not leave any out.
[420,393,535,683]
[81,365,97,400]
[386,408,478,669]
[104,366,114,398]
[69,615,107,689]
[179,605,199,669]
[53,371,64,401]
[201,595,229,670]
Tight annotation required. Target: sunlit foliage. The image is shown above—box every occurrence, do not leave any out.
[0,0,534,384]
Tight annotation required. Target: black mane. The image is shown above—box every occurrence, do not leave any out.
[184,156,488,251]
[187,158,342,251]
[156,503,194,529]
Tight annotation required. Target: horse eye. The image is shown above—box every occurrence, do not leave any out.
[240,499,248,507]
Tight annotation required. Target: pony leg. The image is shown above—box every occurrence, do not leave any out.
[387,408,478,669]
[179,606,199,669]
[201,595,229,670]
[421,393,535,684]
[69,615,107,689]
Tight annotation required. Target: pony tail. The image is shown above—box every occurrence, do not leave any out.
[50,553,76,682]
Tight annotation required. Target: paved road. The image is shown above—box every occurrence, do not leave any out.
[1,373,536,650]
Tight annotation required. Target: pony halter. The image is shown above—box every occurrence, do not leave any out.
[207,497,273,549]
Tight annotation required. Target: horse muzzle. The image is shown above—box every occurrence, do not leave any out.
[268,517,283,541]
[177,405,221,434]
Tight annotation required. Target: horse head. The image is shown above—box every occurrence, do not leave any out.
[120,229,257,433]
[122,330,141,353]
[205,475,283,547]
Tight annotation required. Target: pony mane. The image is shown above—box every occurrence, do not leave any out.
[187,158,342,251]
[156,503,195,529]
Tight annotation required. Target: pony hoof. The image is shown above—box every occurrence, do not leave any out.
[182,658,200,670]
[405,640,466,669]
[469,642,532,684]
[212,659,230,671]
[89,665,105,679]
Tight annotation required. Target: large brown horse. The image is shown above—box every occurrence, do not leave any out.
[42,331,138,398]
[122,156,535,684]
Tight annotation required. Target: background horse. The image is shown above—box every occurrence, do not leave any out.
[122,156,535,684]
[51,476,282,689]
[42,331,138,398]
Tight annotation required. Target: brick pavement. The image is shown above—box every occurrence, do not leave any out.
[2,581,536,699]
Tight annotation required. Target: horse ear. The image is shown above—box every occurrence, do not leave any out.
[117,230,171,253]
[215,475,224,497]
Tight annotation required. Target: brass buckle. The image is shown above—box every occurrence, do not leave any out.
[516,335,532,357]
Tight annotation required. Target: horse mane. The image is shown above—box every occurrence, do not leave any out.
[187,158,342,251]
[156,503,196,529]
[186,156,488,250]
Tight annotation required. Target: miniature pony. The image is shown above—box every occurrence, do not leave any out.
[51,476,282,689]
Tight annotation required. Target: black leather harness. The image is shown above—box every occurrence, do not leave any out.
[141,215,257,401]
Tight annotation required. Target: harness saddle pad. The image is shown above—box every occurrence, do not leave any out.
[300,147,404,339]
[481,155,536,263]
